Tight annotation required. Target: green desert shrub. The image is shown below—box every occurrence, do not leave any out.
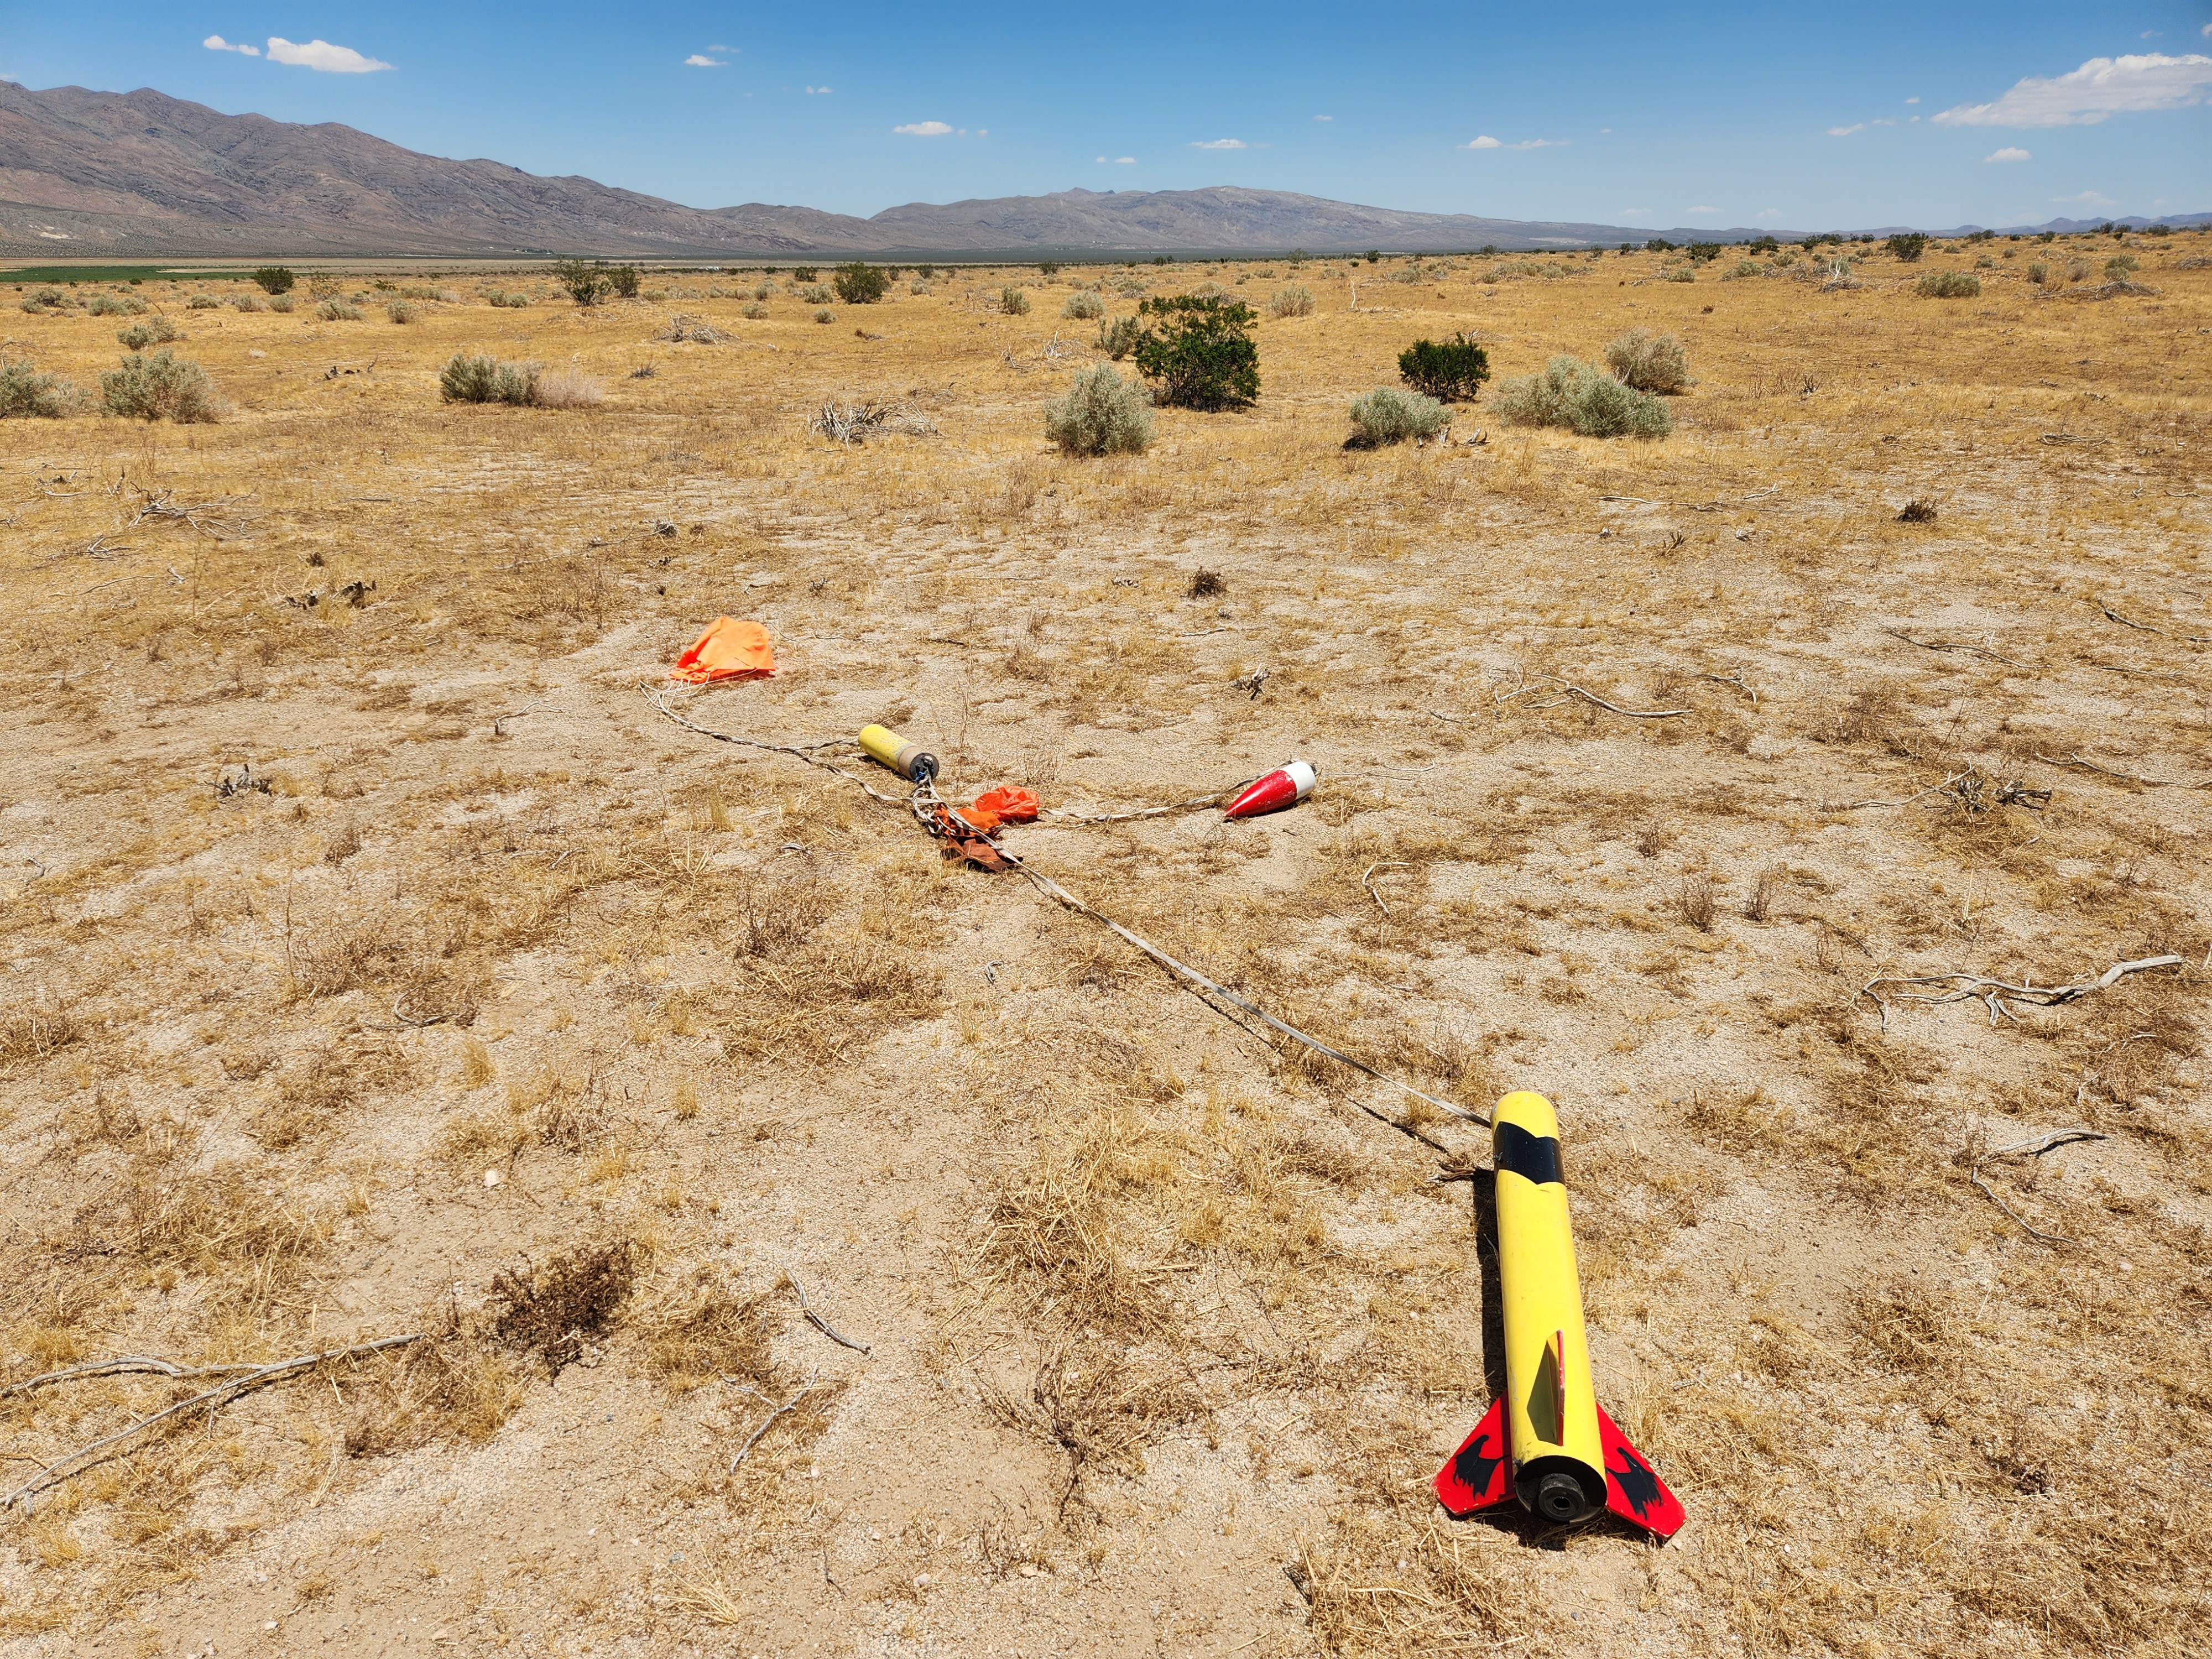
[1398,333,1490,400]
[741,302,769,320]
[316,299,363,321]
[1493,354,1671,439]
[1347,385,1449,447]
[2027,262,2051,284]
[1722,258,1763,280]
[1667,267,1695,283]
[797,283,832,304]
[1130,295,1259,411]
[1096,315,1143,359]
[1267,284,1315,319]
[100,350,217,421]
[1916,270,1980,299]
[253,267,295,295]
[753,281,775,300]
[2105,253,2139,279]
[269,294,296,313]
[1043,363,1155,456]
[387,300,422,324]
[910,280,930,295]
[117,316,184,351]
[1001,286,1031,316]
[832,263,889,304]
[813,307,834,324]
[1061,289,1105,320]
[1604,328,1693,393]
[487,291,530,309]
[1686,242,1722,264]
[1886,233,1929,262]
[440,352,538,405]
[87,293,145,316]
[233,293,268,312]
[791,266,818,282]
[0,359,77,418]
[187,294,221,310]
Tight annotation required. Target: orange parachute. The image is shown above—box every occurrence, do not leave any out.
[669,618,776,684]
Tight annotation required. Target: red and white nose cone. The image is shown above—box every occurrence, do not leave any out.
[1223,760,1317,820]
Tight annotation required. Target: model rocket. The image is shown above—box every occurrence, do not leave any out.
[1223,760,1317,820]
[1434,1091,1685,1540]
[858,724,939,784]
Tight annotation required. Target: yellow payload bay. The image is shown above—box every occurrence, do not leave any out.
[1434,1091,1685,1538]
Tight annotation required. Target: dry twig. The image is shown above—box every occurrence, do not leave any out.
[1866,954,2183,1027]
[1969,1129,2105,1245]
[2,1333,423,1510]
[1882,627,2038,671]
[786,1273,870,1354]
[729,1371,817,1473]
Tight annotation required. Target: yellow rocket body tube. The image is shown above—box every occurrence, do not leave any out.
[858,724,937,783]
[1491,1089,1608,1522]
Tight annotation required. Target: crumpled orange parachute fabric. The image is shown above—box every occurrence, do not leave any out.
[669,618,776,684]
[954,787,1042,834]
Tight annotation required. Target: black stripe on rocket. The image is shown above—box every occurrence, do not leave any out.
[1494,1120,1563,1187]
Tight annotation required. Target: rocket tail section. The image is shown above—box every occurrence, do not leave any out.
[1433,1397,1512,1516]
[1594,1403,1686,1541]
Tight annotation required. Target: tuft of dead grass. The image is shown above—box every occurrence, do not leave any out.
[488,1238,641,1375]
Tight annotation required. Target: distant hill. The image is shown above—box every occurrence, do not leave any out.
[1,83,2203,262]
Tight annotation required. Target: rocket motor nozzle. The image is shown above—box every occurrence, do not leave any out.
[1533,1471,1596,1524]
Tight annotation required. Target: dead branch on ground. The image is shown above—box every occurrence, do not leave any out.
[806,399,939,446]
[1969,1129,2105,1246]
[1866,954,2183,1028]
[2096,599,2209,645]
[1882,627,2038,671]
[2,1333,424,1510]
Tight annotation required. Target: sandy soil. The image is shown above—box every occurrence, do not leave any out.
[1,241,2208,1658]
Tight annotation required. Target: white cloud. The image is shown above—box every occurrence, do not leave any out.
[1870,117,1896,126]
[685,54,724,67]
[1461,135,1563,151]
[1689,205,1719,214]
[1827,123,1864,136]
[1755,207,1782,220]
[894,121,953,136]
[1905,96,1919,103]
[2052,190,2116,206]
[1462,134,1501,149]
[1933,53,2212,127]
[1985,146,2031,162]
[1618,208,1652,218]
[1598,126,1611,133]
[806,84,831,95]
[1113,156,1134,164]
[1191,138,1246,150]
[1314,114,1331,121]
[267,37,390,72]
[203,35,259,55]
[708,43,735,52]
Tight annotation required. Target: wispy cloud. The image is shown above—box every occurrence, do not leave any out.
[1934,53,2212,126]
[2052,190,2116,206]
[1314,114,1332,122]
[805,84,831,95]
[1190,138,1246,150]
[1826,123,1864,136]
[267,38,391,72]
[685,54,724,67]
[1755,207,1782,220]
[1905,96,1919,103]
[894,121,952,136]
[1618,208,1652,218]
[1984,147,2031,163]
[1461,135,1500,149]
[707,43,735,52]
[1870,117,1896,126]
[1688,205,1719,214]
[203,35,259,56]
[1460,135,1562,151]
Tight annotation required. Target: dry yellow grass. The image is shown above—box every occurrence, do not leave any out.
[1,238,2208,1654]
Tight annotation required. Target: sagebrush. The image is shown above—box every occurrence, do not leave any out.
[100,349,218,422]
[1492,354,1671,439]
[1043,364,1155,456]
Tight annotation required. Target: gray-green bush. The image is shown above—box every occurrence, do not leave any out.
[117,316,184,351]
[741,302,769,320]
[87,293,145,316]
[387,300,422,324]
[100,350,218,422]
[1001,286,1031,316]
[1604,328,1693,393]
[233,293,268,312]
[1347,385,1449,446]
[0,359,77,418]
[1493,354,1672,439]
[1267,284,1316,319]
[1096,315,1142,360]
[1916,270,1980,299]
[316,299,364,321]
[269,294,296,314]
[1043,364,1155,456]
[440,352,539,405]
[1061,290,1105,320]
[187,294,221,310]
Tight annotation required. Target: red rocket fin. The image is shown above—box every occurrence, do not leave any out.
[1433,1397,1512,1516]
[1594,1403,1686,1541]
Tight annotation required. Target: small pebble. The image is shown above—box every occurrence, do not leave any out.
[483,1168,503,1188]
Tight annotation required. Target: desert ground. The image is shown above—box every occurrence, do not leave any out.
[1,236,2208,1658]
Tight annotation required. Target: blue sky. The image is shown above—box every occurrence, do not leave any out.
[6,3,2208,228]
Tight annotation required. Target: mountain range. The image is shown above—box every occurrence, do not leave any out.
[1,82,2202,263]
